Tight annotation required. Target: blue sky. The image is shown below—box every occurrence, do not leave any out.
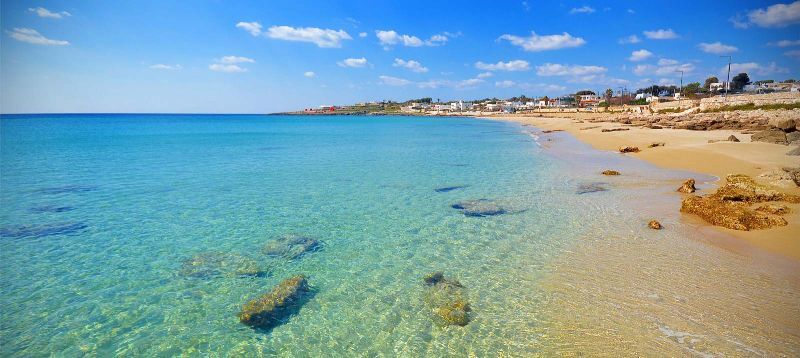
[1,0,799,113]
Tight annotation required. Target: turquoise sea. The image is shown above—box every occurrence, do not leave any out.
[1,114,798,356]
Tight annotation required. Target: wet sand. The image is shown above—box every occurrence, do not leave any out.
[485,114,800,260]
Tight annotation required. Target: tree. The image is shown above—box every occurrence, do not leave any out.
[604,88,613,101]
[784,79,796,83]
[731,73,751,90]
[684,82,701,98]
[704,76,719,89]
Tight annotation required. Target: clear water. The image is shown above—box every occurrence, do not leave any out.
[1,114,797,356]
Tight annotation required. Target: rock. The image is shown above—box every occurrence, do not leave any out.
[0,222,87,239]
[758,170,797,188]
[788,147,800,156]
[238,275,311,329]
[751,129,788,145]
[422,272,471,327]
[769,117,796,132]
[576,182,608,194]
[715,174,800,203]
[28,205,76,213]
[451,199,514,217]
[435,185,468,193]
[180,252,265,278]
[755,203,791,215]
[580,126,600,130]
[787,131,800,144]
[36,185,97,195]
[648,220,663,230]
[782,167,800,187]
[619,146,640,153]
[263,234,322,260]
[680,196,787,231]
[542,129,563,133]
[648,142,665,148]
[727,135,740,142]
[602,170,621,176]
[677,179,696,193]
[602,128,630,132]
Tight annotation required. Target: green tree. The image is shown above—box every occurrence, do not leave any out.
[604,88,613,101]
[703,76,719,89]
[731,73,751,90]
[684,82,701,97]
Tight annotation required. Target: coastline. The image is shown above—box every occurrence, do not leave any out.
[484,114,800,260]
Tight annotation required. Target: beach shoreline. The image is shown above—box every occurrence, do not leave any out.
[482,114,800,260]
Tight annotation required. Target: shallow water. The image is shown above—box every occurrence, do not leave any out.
[0,114,797,356]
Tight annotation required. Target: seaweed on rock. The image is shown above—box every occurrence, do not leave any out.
[179,252,267,278]
[262,234,322,260]
[238,275,313,331]
[422,272,471,327]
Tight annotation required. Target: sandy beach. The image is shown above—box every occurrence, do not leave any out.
[487,113,800,260]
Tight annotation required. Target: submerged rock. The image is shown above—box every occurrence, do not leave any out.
[435,185,468,193]
[676,179,696,193]
[1,222,87,239]
[238,275,311,330]
[28,205,76,213]
[576,182,608,194]
[36,185,97,195]
[618,146,640,153]
[422,272,471,327]
[648,220,663,230]
[451,199,510,217]
[681,196,787,231]
[263,234,322,260]
[180,252,265,278]
[601,170,621,176]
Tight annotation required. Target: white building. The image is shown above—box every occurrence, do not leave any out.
[450,100,474,111]
[634,93,652,100]
[710,82,730,92]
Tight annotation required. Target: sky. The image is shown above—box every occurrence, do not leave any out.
[1,0,799,113]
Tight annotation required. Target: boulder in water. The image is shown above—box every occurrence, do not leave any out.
[180,252,265,278]
[601,170,621,176]
[676,179,696,193]
[618,146,640,153]
[422,272,471,327]
[435,185,468,193]
[263,234,322,260]
[648,220,663,230]
[238,275,311,330]
[451,199,508,217]
[576,182,608,194]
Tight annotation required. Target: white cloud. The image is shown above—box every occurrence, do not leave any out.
[570,6,595,14]
[417,80,447,89]
[745,1,800,28]
[209,64,247,73]
[535,63,607,76]
[337,57,369,68]
[455,78,484,89]
[375,30,447,48]
[393,58,428,73]
[6,28,68,45]
[519,83,568,92]
[265,25,351,48]
[643,29,679,40]
[475,60,530,71]
[495,80,516,88]
[724,62,789,76]
[618,35,641,44]
[633,60,695,77]
[627,9,636,14]
[28,7,71,19]
[522,1,531,11]
[149,64,182,70]
[415,77,485,90]
[477,72,493,78]
[629,49,653,61]
[219,56,255,64]
[236,21,263,36]
[378,75,411,86]
[657,58,679,66]
[304,71,316,78]
[498,32,586,52]
[698,42,738,54]
[773,39,800,47]
[785,50,800,58]
[359,32,367,38]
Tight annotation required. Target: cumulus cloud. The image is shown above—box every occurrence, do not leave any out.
[724,62,788,76]
[569,6,595,14]
[455,78,484,89]
[643,29,679,40]
[477,72,493,78]
[209,64,247,73]
[785,50,800,58]
[393,58,428,73]
[535,63,607,76]
[657,58,679,66]
[618,34,641,44]
[236,21,263,36]
[773,39,800,47]
[633,59,694,77]
[304,71,316,78]
[629,49,653,61]
[265,25,351,48]
[378,75,411,86]
[219,56,255,64]
[415,77,485,90]
[359,32,367,38]
[6,28,68,45]
[498,31,586,52]
[28,7,71,18]
[337,57,369,68]
[475,60,530,71]
[375,30,448,48]
[495,80,516,88]
[737,1,800,28]
[149,64,182,70]
[698,42,738,54]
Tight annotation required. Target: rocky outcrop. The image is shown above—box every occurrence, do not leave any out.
[770,117,796,131]
[783,167,800,186]
[602,170,621,176]
[239,275,311,329]
[788,146,800,156]
[676,179,696,193]
[180,252,265,278]
[263,234,322,260]
[619,146,640,153]
[715,174,800,203]
[755,203,791,215]
[727,135,740,142]
[751,129,788,145]
[576,182,608,194]
[422,272,471,326]
[602,128,630,132]
[648,220,663,230]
